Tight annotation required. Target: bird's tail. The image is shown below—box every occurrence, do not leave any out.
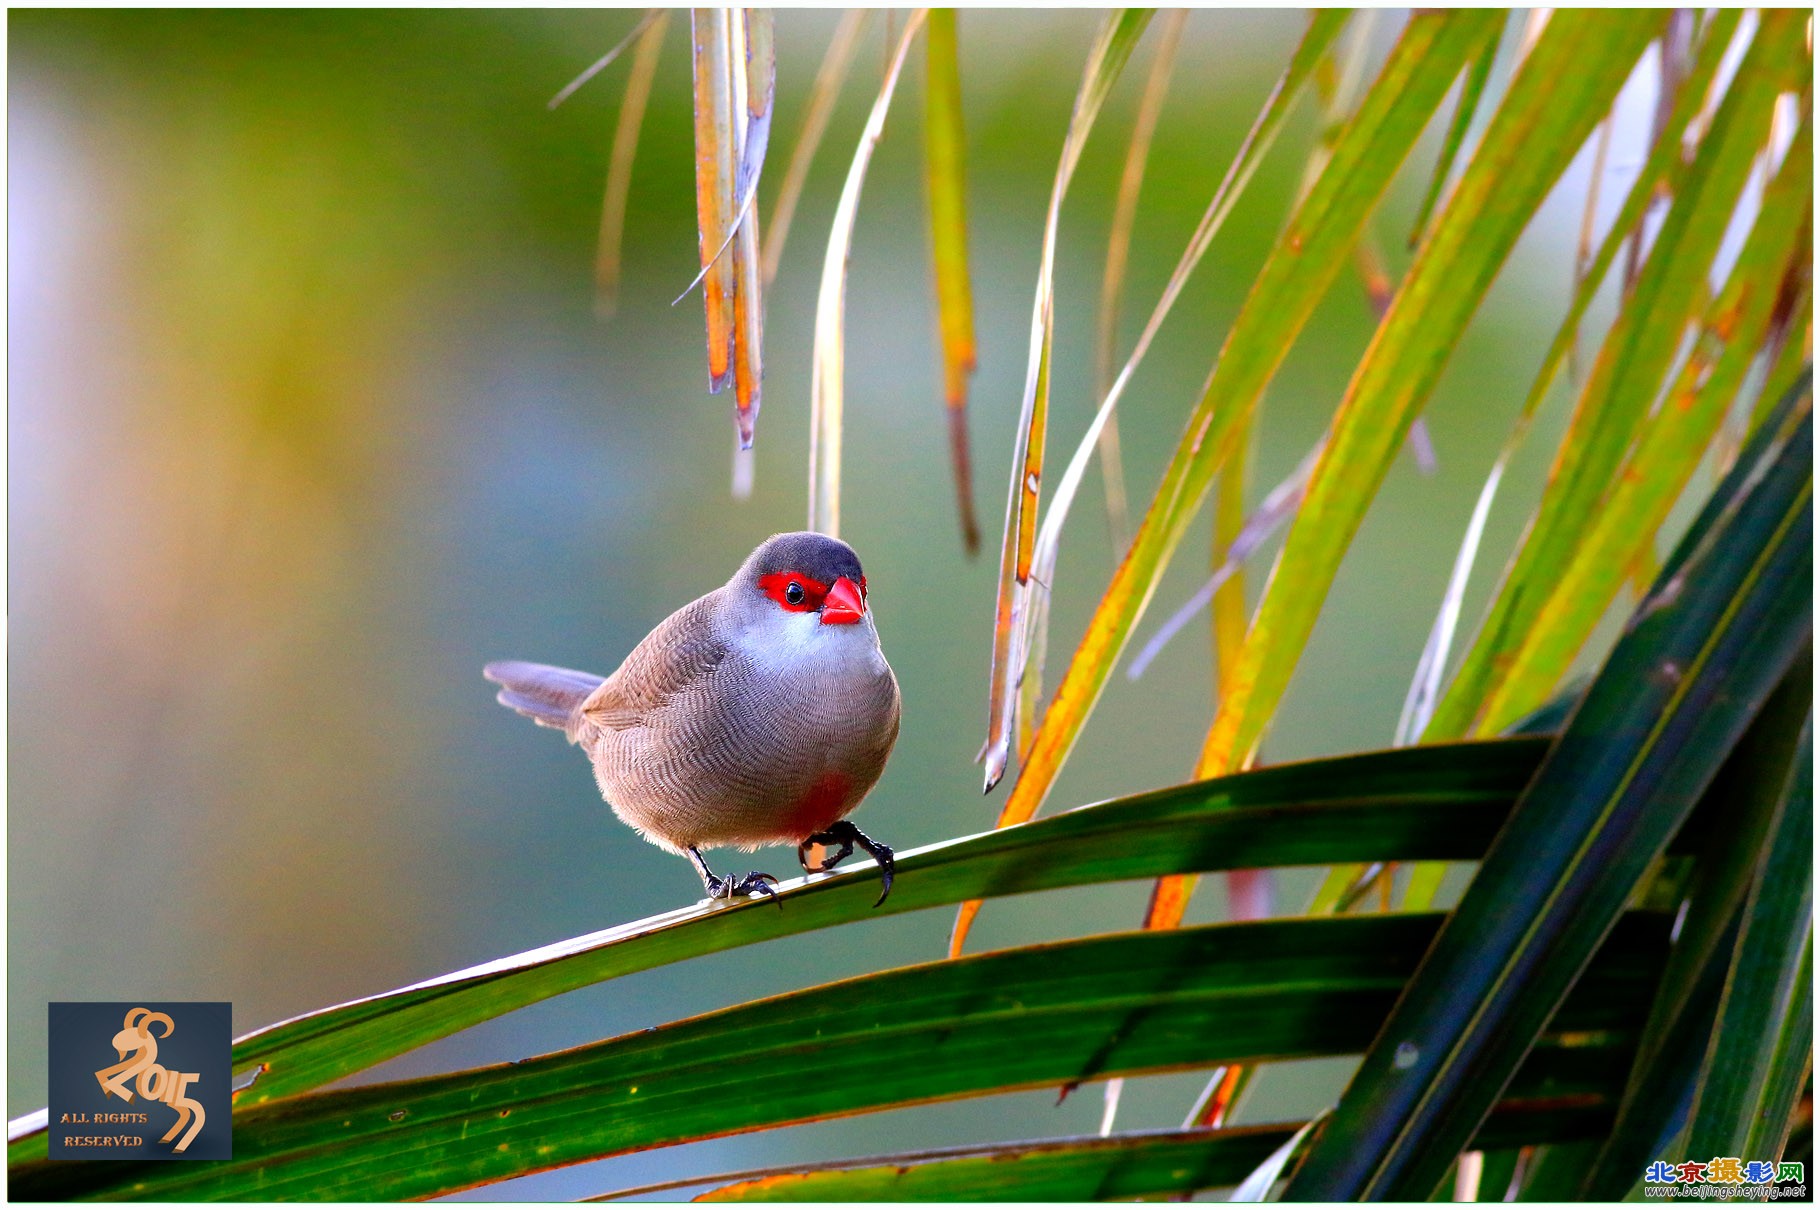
[482,660,605,736]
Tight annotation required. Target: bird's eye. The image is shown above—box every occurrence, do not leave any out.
[758,570,828,610]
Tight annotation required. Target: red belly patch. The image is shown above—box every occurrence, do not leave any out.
[787,771,854,839]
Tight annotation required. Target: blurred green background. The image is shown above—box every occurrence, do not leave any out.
[10,9,1650,1198]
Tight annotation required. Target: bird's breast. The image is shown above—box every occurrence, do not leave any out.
[586,619,899,851]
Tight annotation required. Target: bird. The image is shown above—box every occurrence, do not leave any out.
[484,531,901,907]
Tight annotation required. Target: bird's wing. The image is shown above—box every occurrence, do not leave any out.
[580,594,729,731]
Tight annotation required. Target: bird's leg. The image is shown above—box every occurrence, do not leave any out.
[687,846,780,908]
[797,821,894,907]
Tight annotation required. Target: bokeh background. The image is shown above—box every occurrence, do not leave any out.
[11,9,1667,1199]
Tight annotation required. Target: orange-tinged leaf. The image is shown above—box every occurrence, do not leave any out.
[1207,1066,1256,1130]
[1205,30,1375,956]
[1143,869,1197,931]
[986,8,1349,802]
[979,8,1154,793]
[685,9,772,447]
[961,10,1487,962]
[691,9,738,396]
[947,899,981,959]
[730,195,764,446]
[996,9,1492,828]
[732,12,774,445]
[1142,433,1256,936]
[730,9,773,446]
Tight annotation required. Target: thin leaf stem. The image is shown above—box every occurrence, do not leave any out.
[1095,9,1189,551]
[549,9,662,110]
[761,9,871,287]
[809,11,930,536]
[593,11,670,319]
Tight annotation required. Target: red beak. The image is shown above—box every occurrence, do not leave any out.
[820,576,866,625]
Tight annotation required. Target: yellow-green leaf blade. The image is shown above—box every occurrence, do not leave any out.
[1199,9,1664,783]
[1430,13,1805,739]
[1510,9,1746,438]
[991,10,1500,849]
[1405,18,1500,248]
[988,13,1349,853]
[1479,114,1812,732]
[924,8,981,554]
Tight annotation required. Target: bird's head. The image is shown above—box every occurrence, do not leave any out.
[729,531,878,651]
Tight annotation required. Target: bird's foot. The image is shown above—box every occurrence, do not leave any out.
[798,833,854,875]
[705,870,781,907]
[798,821,894,908]
[689,847,781,908]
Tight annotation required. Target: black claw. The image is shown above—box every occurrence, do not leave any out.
[800,822,895,907]
[706,871,781,907]
[869,844,895,908]
[690,847,782,909]
[739,872,782,907]
[798,832,855,874]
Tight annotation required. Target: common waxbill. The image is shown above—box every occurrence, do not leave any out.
[484,532,901,906]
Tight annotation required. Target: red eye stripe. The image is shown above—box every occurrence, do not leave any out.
[757,571,830,612]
